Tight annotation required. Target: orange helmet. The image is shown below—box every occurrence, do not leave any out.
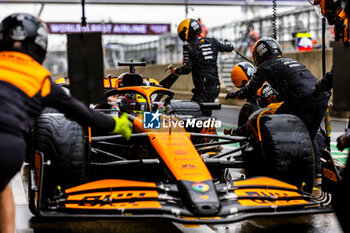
[230,62,256,88]
[177,18,202,41]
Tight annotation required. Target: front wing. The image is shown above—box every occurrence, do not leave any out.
[33,176,333,224]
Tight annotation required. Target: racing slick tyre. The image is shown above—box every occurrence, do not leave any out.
[245,114,315,192]
[32,113,85,201]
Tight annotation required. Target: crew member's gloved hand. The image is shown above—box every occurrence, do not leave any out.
[225,91,236,100]
[337,129,350,151]
[225,89,245,100]
[223,39,234,50]
[311,71,333,96]
[110,113,133,140]
[171,68,177,76]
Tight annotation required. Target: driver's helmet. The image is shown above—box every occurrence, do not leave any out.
[252,37,282,66]
[230,62,256,88]
[177,18,202,41]
[143,77,160,86]
[120,93,147,114]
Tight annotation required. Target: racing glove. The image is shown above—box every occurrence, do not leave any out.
[311,71,333,96]
[337,128,350,151]
[110,113,133,140]
[225,88,246,100]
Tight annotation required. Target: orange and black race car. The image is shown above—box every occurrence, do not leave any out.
[28,62,335,224]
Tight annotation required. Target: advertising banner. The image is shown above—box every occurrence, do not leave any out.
[46,22,171,35]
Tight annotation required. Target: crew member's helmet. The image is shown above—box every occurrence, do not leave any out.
[177,18,202,41]
[252,37,282,66]
[0,13,48,64]
[120,93,148,114]
[230,62,256,88]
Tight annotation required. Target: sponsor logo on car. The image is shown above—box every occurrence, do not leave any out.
[323,167,337,182]
[174,149,189,155]
[181,164,197,169]
[192,183,210,192]
[199,195,209,200]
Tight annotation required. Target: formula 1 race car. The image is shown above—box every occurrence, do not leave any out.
[27,62,334,224]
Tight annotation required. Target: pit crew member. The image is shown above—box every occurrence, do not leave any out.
[226,37,330,140]
[0,13,132,233]
[171,18,234,115]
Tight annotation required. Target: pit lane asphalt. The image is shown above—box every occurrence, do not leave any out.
[13,105,347,233]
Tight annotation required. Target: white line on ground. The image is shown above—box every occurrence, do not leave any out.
[10,172,27,205]
[172,222,216,233]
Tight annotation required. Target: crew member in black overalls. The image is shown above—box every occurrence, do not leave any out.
[227,37,330,140]
[226,37,331,185]
[172,18,233,115]
[0,13,132,233]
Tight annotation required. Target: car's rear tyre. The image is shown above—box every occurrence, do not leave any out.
[33,113,85,199]
[245,114,314,192]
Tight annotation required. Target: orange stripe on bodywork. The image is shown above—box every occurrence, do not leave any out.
[235,188,308,207]
[235,188,302,198]
[233,177,298,190]
[238,199,308,207]
[65,179,156,194]
[0,51,51,97]
[88,127,92,143]
[266,102,284,114]
[256,108,271,141]
[67,190,159,201]
[66,201,161,209]
[148,132,212,182]
[181,216,221,220]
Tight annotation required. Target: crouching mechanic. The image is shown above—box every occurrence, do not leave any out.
[225,61,279,136]
[0,13,132,233]
[171,18,233,115]
[229,61,278,107]
[226,38,330,184]
[226,37,330,140]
